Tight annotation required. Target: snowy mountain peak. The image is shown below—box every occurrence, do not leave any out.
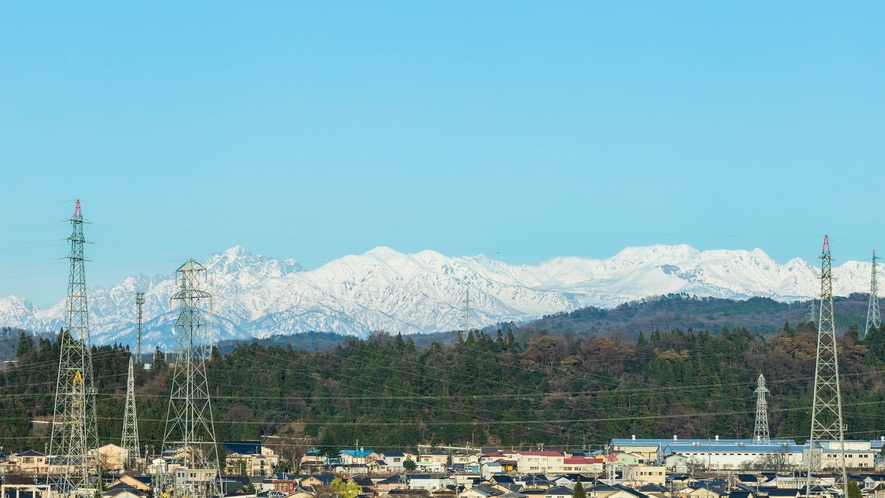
[204,246,304,276]
[0,244,876,350]
[610,244,701,265]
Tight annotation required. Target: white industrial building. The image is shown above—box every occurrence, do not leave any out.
[611,437,883,471]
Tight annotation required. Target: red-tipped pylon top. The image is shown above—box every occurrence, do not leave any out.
[822,235,830,253]
[74,199,81,216]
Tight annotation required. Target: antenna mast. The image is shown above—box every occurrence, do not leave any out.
[753,374,770,444]
[865,250,881,339]
[48,200,99,498]
[135,291,145,363]
[122,357,141,470]
[158,259,221,498]
[805,236,847,498]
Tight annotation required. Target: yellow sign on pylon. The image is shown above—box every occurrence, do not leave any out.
[73,371,83,384]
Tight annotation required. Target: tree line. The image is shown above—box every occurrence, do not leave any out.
[4,321,885,459]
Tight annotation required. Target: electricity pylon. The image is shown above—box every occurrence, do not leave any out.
[805,235,847,498]
[753,374,770,444]
[135,291,145,364]
[865,251,881,339]
[159,259,221,498]
[121,357,141,470]
[462,289,471,332]
[48,200,99,498]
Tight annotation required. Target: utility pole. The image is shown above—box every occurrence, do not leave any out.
[805,236,848,498]
[135,291,145,364]
[865,251,881,339]
[158,259,221,498]
[122,357,141,471]
[753,374,770,444]
[48,200,99,498]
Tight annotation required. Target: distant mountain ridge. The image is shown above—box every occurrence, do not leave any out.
[0,244,875,349]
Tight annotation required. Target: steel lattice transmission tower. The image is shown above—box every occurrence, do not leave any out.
[121,357,141,470]
[865,251,881,339]
[135,291,145,364]
[462,289,472,332]
[805,236,847,498]
[47,200,100,498]
[753,374,770,444]
[159,259,221,498]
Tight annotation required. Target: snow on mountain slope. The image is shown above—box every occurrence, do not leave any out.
[0,244,876,349]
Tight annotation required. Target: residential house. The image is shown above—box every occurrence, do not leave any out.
[224,441,279,477]
[380,451,418,473]
[481,451,518,464]
[285,491,314,498]
[268,474,299,493]
[544,487,575,498]
[102,488,148,498]
[299,475,336,489]
[300,449,326,472]
[515,452,565,473]
[520,490,547,498]
[592,485,649,498]
[622,466,667,486]
[422,451,450,465]
[764,489,800,498]
[563,456,604,473]
[433,485,462,498]
[613,452,643,466]
[340,449,378,466]
[389,491,431,498]
[864,476,885,491]
[637,484,670,498]
[481,461,505,480]
[376,475,409,493]
[417,452,448,474]
[550,476,576,489]
[452,451,481,472]
[11,450,48,475]
[96,444,128,472]
[460,486,499,498]
[727,492,755,498]
[409,475,456,493]
[682,487,727,498]
[107,476,152,492]
[333,462,371,475]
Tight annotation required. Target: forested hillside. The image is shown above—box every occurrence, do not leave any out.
[520,294,871,338]
[4,321,885,461]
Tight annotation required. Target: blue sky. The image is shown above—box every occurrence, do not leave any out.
[1,2,884,307]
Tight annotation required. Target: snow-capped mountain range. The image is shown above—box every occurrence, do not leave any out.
[0,244,875,349]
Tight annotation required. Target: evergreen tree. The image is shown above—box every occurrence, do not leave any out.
[318,431,340,460]
[16,332,35,359]
[573,478,587,498]
[846,324,860,343]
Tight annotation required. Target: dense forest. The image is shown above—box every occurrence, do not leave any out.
[522,294,871,339]
[4,316,885,463]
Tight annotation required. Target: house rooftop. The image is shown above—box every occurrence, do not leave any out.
[341,449,375,458]
[544,487,574,496]
[16,449,45,457]
[223,440,262,455]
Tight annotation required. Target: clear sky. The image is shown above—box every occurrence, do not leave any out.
[1,2,884,307]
